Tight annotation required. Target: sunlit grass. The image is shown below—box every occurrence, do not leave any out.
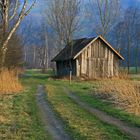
[59,80,140,127]
[46,82,132,140]
[1,68,137,139]
[0,78,48,140]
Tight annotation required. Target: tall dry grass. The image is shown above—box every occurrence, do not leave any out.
[0,69,22,94]
[95,78,140,116]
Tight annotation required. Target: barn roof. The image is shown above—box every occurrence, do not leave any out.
[52,36,124,61]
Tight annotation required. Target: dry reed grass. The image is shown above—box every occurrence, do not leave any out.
[118,69,129,79]
[0,69,22,94]
[95,78,140,116]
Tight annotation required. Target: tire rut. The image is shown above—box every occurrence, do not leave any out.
[68,92,140,140]
[36,85,71,140]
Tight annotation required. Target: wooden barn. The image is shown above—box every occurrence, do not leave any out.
[52,35,124,79]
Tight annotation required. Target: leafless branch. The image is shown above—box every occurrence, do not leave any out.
[0,0,36,66]
[9,0,18,21]
[24,0,36,16]
[89,0,120,38]
[47,0,80,47]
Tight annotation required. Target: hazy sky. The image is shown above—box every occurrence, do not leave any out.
[21,0,140,29]
[29,0,140,20]
[20,0,140,46]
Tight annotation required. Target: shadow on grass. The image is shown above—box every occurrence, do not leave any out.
[20,69,55,81]
[21,74,51,80]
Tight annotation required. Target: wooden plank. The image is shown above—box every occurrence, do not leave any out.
[76,59,80,77]
[98,36,124,60]
[89,45,92,57]
[111,52,114,77]
[74,36,124,60]
[74,37,98,59]
[108,50,111,77]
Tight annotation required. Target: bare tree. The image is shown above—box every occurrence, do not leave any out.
[135,25,140,74]
[46,0,80,83]
[18,16,33,64]
[5,33,23,69]
[113,22,124,53]
[0,0,36,67]
[42,33,49,72]
[89,0,120,38]
[47,0,80,48]
[111,7,140,73]
[39,23,49,72]
[123,7,140,73]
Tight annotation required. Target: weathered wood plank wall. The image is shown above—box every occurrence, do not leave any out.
[76,38,119,79]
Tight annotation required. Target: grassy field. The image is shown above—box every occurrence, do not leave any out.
[46,82,132,140]
[1,69,140,139]
[129,67,140,74]
[121,67,140,74]
[36,69,139,128]
[0,70,51,140]
[26,69,140,139]
[62,80,140,127]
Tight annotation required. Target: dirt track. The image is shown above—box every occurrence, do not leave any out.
[36,85,140,140]
[36,85,71,140]
[68,92,140,140]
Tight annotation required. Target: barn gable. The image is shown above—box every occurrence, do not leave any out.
[52,36,124,62]
[74,36,124,60]
[52,35,124,78]
[52,37,95,61]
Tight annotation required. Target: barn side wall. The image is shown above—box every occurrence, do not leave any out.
[56,59,76,77]
[76,38,120,79]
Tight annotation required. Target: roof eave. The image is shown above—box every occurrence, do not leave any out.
[73,37,98,59]
[74,35,124,61]
[98,35,124,60]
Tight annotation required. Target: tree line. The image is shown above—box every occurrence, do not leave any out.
[0,0,35,69]
[0,0,140,74]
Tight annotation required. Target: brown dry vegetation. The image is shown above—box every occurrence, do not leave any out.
[0,69,22,94]
[94,78,140,116]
